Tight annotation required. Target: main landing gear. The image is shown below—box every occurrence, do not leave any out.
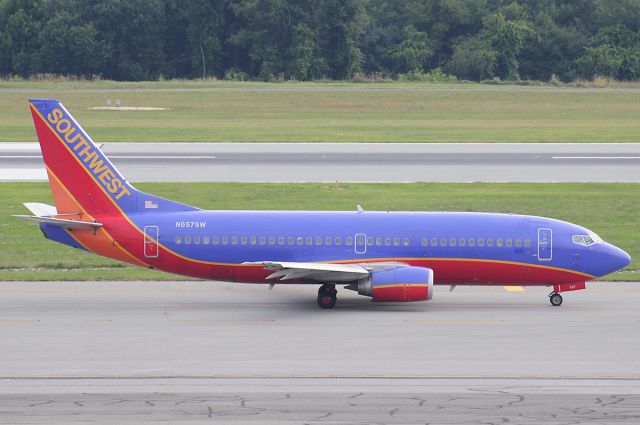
[549,292,563,307]
[317,284,337,309]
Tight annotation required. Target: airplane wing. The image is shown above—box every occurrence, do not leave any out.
[14,202,102,230]
[245,261,406,282]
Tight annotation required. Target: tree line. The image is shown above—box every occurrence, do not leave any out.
[1,0,640,82]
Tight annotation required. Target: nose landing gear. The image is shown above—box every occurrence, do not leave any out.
[549,292,563,307]
[317,284,337,309]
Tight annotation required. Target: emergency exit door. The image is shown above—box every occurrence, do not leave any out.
[144,226,159,258]
[538,228,552,261]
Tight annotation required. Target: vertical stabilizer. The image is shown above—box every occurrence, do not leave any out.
[29,99,197,217]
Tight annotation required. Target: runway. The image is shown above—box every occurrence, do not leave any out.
[2,142,640,182]
[1,281,640,423]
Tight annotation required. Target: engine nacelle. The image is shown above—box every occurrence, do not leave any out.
[357,266,434,302]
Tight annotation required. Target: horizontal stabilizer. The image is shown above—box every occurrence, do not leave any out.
[23,202,57,217]
[14,214,102,230]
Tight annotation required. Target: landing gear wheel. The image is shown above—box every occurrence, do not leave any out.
[317,284,337,309]
[549,292,563,307]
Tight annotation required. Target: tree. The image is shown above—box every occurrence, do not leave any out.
[34,5,107,77]
[577,25,640,80]
[483,4,535,80]
[0,0,46,76]
[85,0,166,80]
[445,35,497,81]
[386,25,432,73]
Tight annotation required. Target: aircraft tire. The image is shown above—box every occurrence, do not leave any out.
[549,292,563,307]
[317,284,337,309]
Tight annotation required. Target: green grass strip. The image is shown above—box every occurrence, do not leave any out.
[2,81,640,142]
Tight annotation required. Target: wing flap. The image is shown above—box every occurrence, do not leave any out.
[245,261,405,283]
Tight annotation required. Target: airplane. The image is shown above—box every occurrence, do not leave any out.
[16,99,631,309]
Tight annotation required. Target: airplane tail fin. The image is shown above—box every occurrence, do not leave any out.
[28,99,197,218]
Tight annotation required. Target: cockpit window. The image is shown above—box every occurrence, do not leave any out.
[572,234,599,247]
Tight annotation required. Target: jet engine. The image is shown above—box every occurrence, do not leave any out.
[356,266,433,302]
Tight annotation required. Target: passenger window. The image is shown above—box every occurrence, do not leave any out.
[316,236,323,246]
[241,236,247,245]
[335,237,342,246]
[468,238,475,247]
[478,238,484,247]
[450,238,456,247]
[421,238,428,247]
[213,236,219,245]
[376,237,383,246]
[175,236,182,244]
[203,236,210,245]
[384,237,391,246]
[325,237,332,246]
[287,237,294,245]
[403,237,410,246]
[222,236,229,245]
[393,238,400,246]
[367,237,374,246]
[194,236,201,245]
[278,236,285,245]
[496,239,503,247]
[487,238,494,247]
[440,238,447,247]
[431,237,437,246]
[459,238,465,247]
[185,236,192,244]
[269,236,276,245]
[506,239,513,247]
[515,239,522,248]
[259,236,266,245]
[250,236,256,245]
[297,237,304,245]
[346,237,353,246]
[306,236,313,245]
[231,236,238,245]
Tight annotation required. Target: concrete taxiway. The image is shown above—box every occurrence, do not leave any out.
[1,280,639,423]
[2,142,640,182]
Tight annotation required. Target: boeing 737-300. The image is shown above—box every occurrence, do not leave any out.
[16,99,631,308]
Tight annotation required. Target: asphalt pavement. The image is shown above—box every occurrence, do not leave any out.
[2,142,640,182]
[1,280,639,424]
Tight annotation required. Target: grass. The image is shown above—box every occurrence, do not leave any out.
[1,80,640,142]
[1,182,637,281]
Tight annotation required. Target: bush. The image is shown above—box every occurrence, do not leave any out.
[398,68,458,82]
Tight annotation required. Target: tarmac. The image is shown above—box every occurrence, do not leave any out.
[2,142,640,182]
[1,280,640,424]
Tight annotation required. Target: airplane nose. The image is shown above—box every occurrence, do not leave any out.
[608,244,631,273]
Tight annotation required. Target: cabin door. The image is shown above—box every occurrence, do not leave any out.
[144,225,159,258]
[537,228,552,261]
[354,233,367,255]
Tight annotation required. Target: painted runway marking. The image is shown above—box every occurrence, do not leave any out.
[406,319,503,324]
[0,155,216,159]
[503,286,525,292]
[0,319,40,324]
[175,319,275,324]
[552,156,640,159]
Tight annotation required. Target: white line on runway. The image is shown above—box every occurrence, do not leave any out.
[552,156,640,159]
[0,155,216,159]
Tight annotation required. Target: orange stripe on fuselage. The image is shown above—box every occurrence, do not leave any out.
[45,166,148,268]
